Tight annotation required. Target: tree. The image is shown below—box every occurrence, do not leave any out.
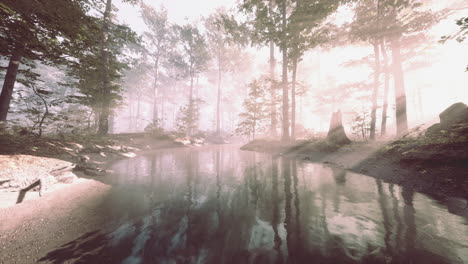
[176,24,210,136]
[236,79,269,139]
[349,0,383,140]
[380,0,440,135]
[240,0,348,142]
[237,0,280,138]
[176,98,204,137]
[0,0,96,121]
[348,0,441,137]
[140,3,172,128]
[97,0,138,135]
[65,18,137,134]
[205,10,242,136]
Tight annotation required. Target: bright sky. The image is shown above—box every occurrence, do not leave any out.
[115,0,237,32]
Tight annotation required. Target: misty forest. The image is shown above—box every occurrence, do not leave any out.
[0,0,467,263]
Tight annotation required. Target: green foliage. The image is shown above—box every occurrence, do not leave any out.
[350,110,371,140]
[235,79,269,138]
[176,99,204,136]
[0,0,98,63]
[176,24,211,77]
[349,0,442,43]
[205,10,244,73]
[64,19,138,118]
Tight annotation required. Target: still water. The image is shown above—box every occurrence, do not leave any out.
[42,145,467,264]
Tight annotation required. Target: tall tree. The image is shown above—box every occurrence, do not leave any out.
[241,0,347,141]
[205,10,241,136]
[380,40,391,136]
[349,0,440,136]
[97,0,113,135]
[382,0,439,135]
[279,0,290,142]
[0,0,95,121]
[287,0,345,140]
[177,24,210,136]
[140,3,172,128]
[97,0,137,135]
[349,0,386,140]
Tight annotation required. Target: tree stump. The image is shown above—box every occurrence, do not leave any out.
[327,111,351,145]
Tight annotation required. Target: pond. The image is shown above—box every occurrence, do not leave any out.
[41,145,468,264]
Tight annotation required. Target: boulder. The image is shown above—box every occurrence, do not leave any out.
[425,123,442,137]
[439,102,468,129]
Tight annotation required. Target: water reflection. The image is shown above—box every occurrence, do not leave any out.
[41,146,468,264]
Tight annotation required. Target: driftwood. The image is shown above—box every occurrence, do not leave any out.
[327,111,351,145]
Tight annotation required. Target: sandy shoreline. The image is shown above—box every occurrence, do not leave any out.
[0,135,188,263]
[0,178,113,264]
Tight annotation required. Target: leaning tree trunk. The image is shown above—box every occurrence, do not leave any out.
[280,0,290,142]
[391,36,408,136]
[380,39,390,136]
[0,45,23,121]
[370,42,381,140]
[97,0,113,135]
[327,111,351,145]
[291,58,298,141]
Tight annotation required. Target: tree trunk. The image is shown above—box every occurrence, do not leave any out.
[269,43,278,138]
[108,114,114,134]
[253,120,256,139]
[188,69,194,136]
[380,39,390,136]
[0,46,23,121]
[153,57,160,127]
[268,0,277,138]
[97,0,113,135]
[391,37,408,135]
[136,94,141,131]
[370,42,381,140]
[327,111,351,145]
[160,100,165,129]
[216,57,222,136]
[291,58,298,141]
[281,0,290,142]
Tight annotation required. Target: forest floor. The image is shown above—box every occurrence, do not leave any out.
[0,132,186,208]
[241,135,468,200]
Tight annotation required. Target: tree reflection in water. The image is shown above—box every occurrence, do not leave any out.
[40,146,467,264]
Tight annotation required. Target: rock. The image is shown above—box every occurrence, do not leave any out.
[0,155,77,191]
[439,102,468,129]
[425,123,442,136]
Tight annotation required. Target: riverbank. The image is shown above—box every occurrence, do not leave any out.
[0,133,185,208]
[241,136,468,200]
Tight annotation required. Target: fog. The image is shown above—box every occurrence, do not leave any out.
[109,0,468,139]
[1,1,468,263]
